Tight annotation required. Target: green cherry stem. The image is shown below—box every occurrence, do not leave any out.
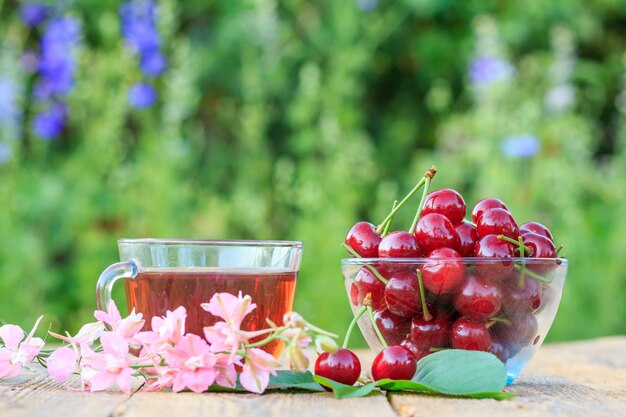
[497,234,531,255]
[556,244,564,256]
[366,305,388,349]
[342,306,367,349]
[416,269,432,321]
[375,166,436,234]
[341,242,388,284]
[513,264,552,283]
[409,176,432,233]
[382,200,398,236]
[517,236,526,287]
[489,316,512,326]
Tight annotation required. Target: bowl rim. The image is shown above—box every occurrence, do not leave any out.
[341,257,568,265]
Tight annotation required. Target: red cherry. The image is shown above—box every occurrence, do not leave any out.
[374,309,411,345]
[450,318,492,351]
[384,270,423,318]
[420,247,465,295]
[473,234,515,278]
[346,221,381,258]
[521,232,557,274]
[349,283,359,305]
[315,349,361,386]
[414,213,460,254]
[420,188,467,225]
[455,221,478,257]
[378,231,422,258]
[493,314,538,356]
[489,340,509,363]
[400,338,431,362]
[476,208,519,239]
[354,267,385,310]
[502,272,543,316]
[471,198,509,224]
[371,345,417,381]
[453,275,502,320]
[410,310,451,349]
[519,221,554,241]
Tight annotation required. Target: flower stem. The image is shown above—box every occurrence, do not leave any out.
[415,269,432,321]
[409,176,432,233]
[376,165,438,233]
[342,306,367,349]
[382,200,398,236]
[245,332,282,349]
[366,306,388,349]
[341,242,388,284]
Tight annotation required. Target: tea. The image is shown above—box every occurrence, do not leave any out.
[124,268,297,357]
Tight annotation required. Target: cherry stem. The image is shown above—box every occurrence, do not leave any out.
[497,235,531,255]
[376,166,437,233]
[341,242,388,284]
[517,236,526,287]
[415,269,432,321]
[429,347,447,352]
[409,176,432,233]
[556,244,564,256]
[513,264,551,283]
[366,305,388,348]
[489,316,512,326]
[382,200,398,237]
[342,306,367,349]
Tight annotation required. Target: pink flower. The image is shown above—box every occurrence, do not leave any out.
[47,346,78,382]
[282,328,312,372]
[238,348,280,394]
[163,334,217,393]
[94,301,144,340]
[201,292,255,328]
[0,316,45,379]
[136,306,187,355]
[80,331,134,394]
[49,321,104,346]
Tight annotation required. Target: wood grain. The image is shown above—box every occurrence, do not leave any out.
[114,391,397,417]
[0,337,624,417]
[0,366,135,417]
[389,336,626,417]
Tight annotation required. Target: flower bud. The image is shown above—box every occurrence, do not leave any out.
[314,335,338,353]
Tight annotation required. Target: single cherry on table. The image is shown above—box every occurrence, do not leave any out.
[371,345,417,381]
[315,348,362,387]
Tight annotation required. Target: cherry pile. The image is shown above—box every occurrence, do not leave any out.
[324,169,563,384]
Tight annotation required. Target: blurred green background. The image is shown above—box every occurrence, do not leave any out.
[1,0,625,345]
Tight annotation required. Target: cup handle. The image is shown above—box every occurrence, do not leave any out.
[96,261,137,311]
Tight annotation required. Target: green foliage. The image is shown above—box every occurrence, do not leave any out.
[0,0,625,343]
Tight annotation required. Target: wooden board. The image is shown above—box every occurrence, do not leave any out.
[1,337,625,417]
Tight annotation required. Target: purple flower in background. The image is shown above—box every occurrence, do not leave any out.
[120,0,161,54]
[501,135,540,158]
[37,16,81,98]
[469,56,513,87]
[20,50,39,73]
[0,79,20,126]
[0,142,12,165]
[356,0,379,12]
[33,102,67,140]
[20,3,50,28]
[128,83,156,109]
[140,50,167,77]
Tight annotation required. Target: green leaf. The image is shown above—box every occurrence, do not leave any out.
[376,379,516,400]
[267,370,325,392]
[413,349,508,394]
[313,376,378,398]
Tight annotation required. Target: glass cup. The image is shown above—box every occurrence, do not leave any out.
[96,239,303,357]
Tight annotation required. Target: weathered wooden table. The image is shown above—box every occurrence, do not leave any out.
[1,337,625,417]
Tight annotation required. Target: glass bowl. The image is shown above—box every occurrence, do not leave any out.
[341,257,567,384]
